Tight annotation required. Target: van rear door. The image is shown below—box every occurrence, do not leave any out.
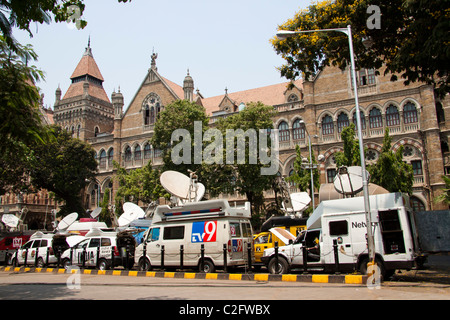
[325,218,353,264]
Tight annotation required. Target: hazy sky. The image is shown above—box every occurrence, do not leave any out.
[14,0,311,111]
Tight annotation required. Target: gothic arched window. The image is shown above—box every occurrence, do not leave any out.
[143,93,162,125]
[278,121,290,142]
[404,102,418,124]
[292,119,305,140]
[386,104,400,126]
[322,115,334,136]
[369,108,382,128]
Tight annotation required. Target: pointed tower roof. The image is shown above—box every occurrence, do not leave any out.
[69,38,105,81]
[62,39,110,103]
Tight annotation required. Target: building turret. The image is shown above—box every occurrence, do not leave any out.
[183,69,194,102]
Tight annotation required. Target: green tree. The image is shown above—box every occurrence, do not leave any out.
[271,0,449,97]
[434,176,450,206]
[28,125,98,216]
[201,102,277,218]
[151,99,209,176]
[113,160,168,215]
[367,128,413,195]
[287,144,320,214]
[99,188,111,226]
[334,123,361,167]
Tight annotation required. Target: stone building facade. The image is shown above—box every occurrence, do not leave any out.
[56,44,450,212]
[1,42,448,230]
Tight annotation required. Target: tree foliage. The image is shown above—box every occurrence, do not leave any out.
[334,123,361,167]
[201,102,277,218]
[367,128,413,195]
[271,0,449,97]
[113,160,168,215]
[287,144,320,203]
[434,176,450,206]
[151,99,209,176]
[28,125,98,216]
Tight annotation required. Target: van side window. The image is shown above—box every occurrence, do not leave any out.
[329,220,348,236]
[22,241,33,249]
[148,228,160,242]
[32,240,41,248]
[101,238,111,246]
[230,222,241,237]
[89,238,101,248]
[40,240,48,247]
[242,222,252,237]
[163,226,185,240]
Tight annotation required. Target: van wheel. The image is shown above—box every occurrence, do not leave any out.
[139,257,151,271]
[268,256,290,274]
[199,260,215,273]
[36,257,45,268]
[98,259,109,270]
[62,259,71,270]
[359,258,387,280]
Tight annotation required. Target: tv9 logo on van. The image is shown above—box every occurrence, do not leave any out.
[191,221,217,243]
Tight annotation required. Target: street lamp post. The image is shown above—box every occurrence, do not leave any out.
[299,120,317,210]
[277,25,376,265]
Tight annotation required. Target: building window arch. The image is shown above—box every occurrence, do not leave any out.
[143,93,162,125]
[292,119,305,140]
[369,107,382,128]
[352,111,366,130]
[337,112,349,133]
[404,102,418,124]
[134,144,142,161]
[288,94,299,102]
[99,149,107,168]
[94,126,100,137]
[107,148,114,167]
[144,143,152,160]
[322,115,334,136]
[124,146,132,162]
[278,121,290,142]
[386,104,400,126]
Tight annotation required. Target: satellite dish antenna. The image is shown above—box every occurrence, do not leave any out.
[160,170,192,200]
[57,212,78,231]
[90,207,102,220]
[118,202,145,227]
[2,214,19,229]
[333,166,369,196]
[194,182,205,202]
[290,192,311,212]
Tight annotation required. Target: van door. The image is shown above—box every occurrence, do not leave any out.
[86,238,101,267]
[162,225,185,266]
[230,221,244,262]
[327,219,353,265]
[145,227,161,266]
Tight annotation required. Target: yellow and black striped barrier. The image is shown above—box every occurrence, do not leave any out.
[0,266,367,284]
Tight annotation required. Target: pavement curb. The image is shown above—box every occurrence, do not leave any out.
[0,266,367,285]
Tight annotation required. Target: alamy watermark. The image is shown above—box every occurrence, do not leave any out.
[170,121,279,175]
[367,5,381,30]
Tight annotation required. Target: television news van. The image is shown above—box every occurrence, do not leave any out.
[262,193,425,278]
[134,199,254,273]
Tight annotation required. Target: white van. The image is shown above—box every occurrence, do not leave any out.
[262,193,425,279]
[134,199,254,273]
[60,228,136,270]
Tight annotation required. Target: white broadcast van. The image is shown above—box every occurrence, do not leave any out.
[134,199,254,273]
[262,193,425,279]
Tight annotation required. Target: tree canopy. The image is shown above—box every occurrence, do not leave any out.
[367,128,413,195]
[271,0,449,97]
[27,125,98,216]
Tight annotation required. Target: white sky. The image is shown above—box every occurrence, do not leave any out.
[14,0,311,111]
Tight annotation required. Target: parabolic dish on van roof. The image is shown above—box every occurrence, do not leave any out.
[90,207,102,219]
[195,182,206,202]
[118,202,146,227]
[290,192,311,212]
[160,170,191,199]
[1,214,19,228]
[333,166,369,195]
[57,212,78,231]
